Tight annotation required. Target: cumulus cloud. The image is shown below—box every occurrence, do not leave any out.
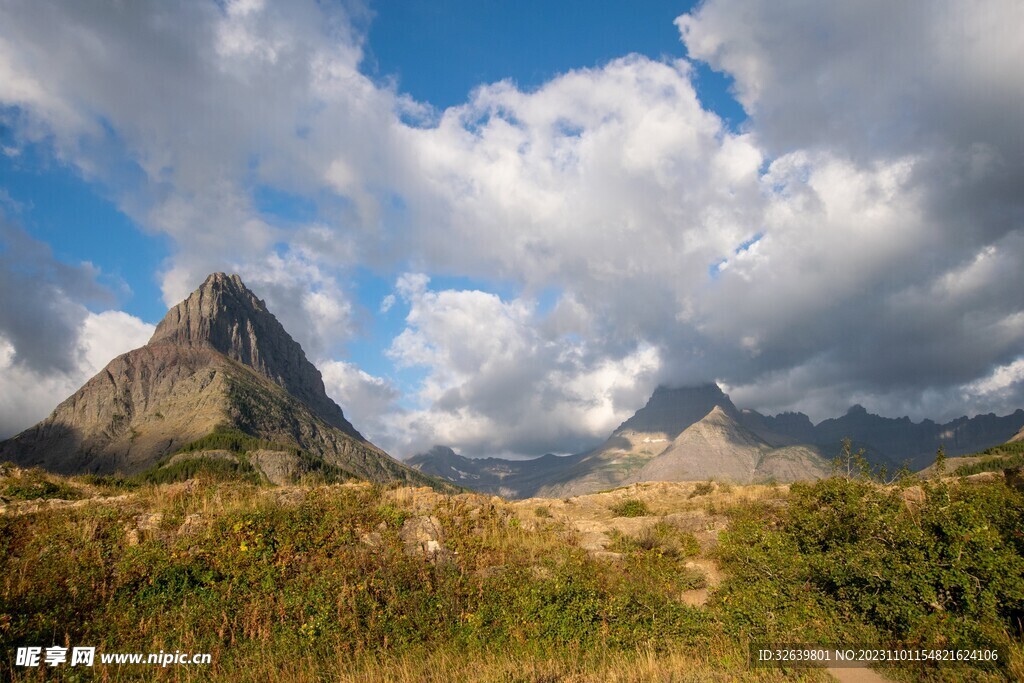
[0,0,399,346]
[1,0,1021,454]
[320,359,403,449]
[0,220,154,436]
[384,275,661,457]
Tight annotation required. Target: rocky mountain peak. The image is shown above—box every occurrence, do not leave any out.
[149,272,359,436]
[613,383,737,439]
[150,272,274,352]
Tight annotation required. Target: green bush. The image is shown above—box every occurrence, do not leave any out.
[713,476,1024,675]
[611,498,650,517]
[955,453,1024,477]
[138,456,262,485]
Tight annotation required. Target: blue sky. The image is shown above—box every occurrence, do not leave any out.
[1,0,1022,457]
[1,0,744,347]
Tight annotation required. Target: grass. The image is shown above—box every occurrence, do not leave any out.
[1,466,1022,680]
[689,482,716,498]
[0,468,81,501]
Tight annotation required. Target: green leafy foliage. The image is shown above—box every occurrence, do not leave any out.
[713,476,1024,677]
[955,453,1024,477]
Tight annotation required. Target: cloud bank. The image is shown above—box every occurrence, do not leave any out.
[0,0,1021,455]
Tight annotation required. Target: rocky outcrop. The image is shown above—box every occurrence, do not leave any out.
[149,272,360,437]
[0,273,445,489]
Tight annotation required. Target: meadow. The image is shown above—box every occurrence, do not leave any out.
[1,455,1022,682]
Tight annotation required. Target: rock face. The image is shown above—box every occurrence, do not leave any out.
[149,272,359,437]
[613,384,738,438]
[0,273,442,488]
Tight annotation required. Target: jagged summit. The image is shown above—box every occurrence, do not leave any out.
[150,273,358,437]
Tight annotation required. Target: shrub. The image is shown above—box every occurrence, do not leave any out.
[611,498,650,517]
[689,482,715,498]
[713,475,1024,676]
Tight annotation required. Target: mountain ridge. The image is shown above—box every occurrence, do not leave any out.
[411,384,1024,498]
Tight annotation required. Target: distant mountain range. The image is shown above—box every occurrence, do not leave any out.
[0,273,444,489]
[409,383,1024,498]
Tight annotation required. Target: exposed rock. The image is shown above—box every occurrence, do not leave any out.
[400,515,446,560]
[0,273,447,490]
[177,513,204,536]
[614,384,738,439]
[149,272,360,437]
[633,407,830,486]
[963,471,1003,485]
[126,512,164,546]
[248,450,304,485]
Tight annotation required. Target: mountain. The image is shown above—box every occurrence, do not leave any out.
[0,273,442,488]
[813,404,1024,469]
[407,445,584,499]
[1012,425,1024,443]
[412,383,1024,498]
[738,409,817,445]
[525,385,745,497]
[410,384,828,498]
[636,406,830,485]
[613,383,738,438]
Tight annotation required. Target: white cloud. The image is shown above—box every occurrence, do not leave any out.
[0,311,154,439]
[320,359,402,448]
[1,0,1022,453]
[384,276,661,457]
[78,311,154,376]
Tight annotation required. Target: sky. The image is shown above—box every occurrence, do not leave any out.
[0,0,1022,459]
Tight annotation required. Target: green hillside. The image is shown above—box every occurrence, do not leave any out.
[1,464,1022,681]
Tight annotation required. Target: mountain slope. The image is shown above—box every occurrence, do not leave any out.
[1012,425,1024,443]
[0,273,442,488]
[636,406,831,485]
